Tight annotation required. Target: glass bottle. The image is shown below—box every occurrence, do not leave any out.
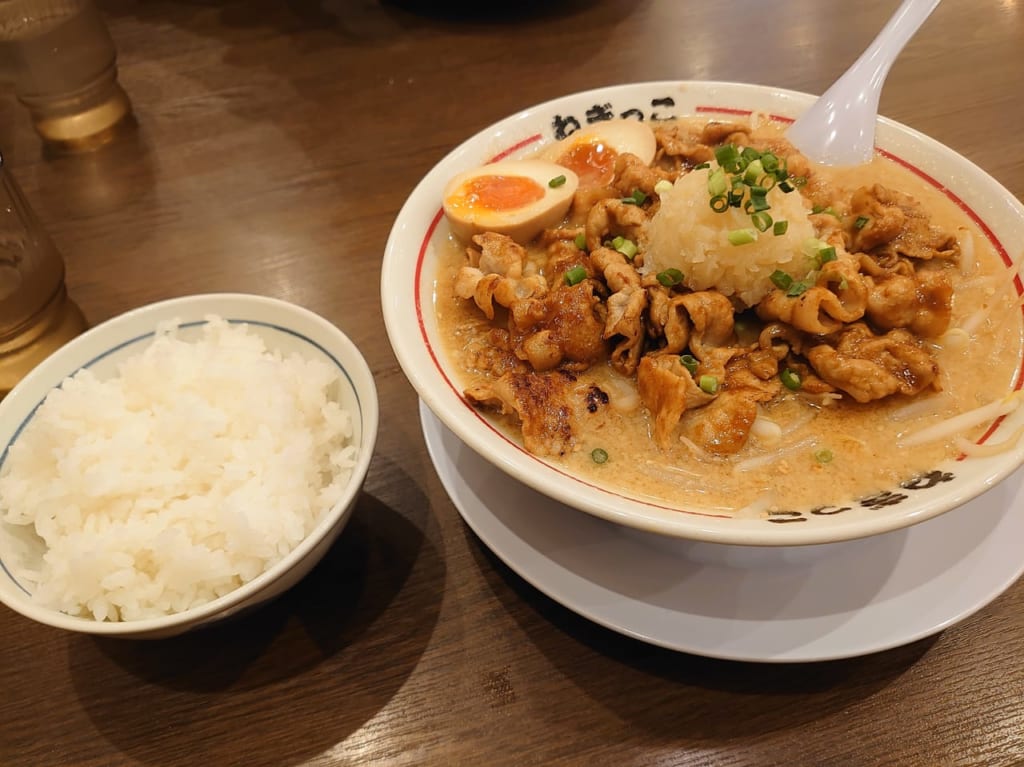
[0,0,131,152]
[0,151,87,397]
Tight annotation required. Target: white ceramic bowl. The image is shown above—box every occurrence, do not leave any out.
[0,293,379,638]
[382,80,1024,546]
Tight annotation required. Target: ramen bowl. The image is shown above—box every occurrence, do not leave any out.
[382,81,1024,546]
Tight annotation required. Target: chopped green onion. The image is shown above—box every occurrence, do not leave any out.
[770,270,794,291]
[621,188,648,205]
[657,268,684,287]
[548,174,567,188]
[792,176,808,188]
[839,277,849,291]
[743,159,764,185]
[680,354,699,375]
[814,448,834,464]
[802,237,826,260]
[591,448,609,464]
[728,228,757,246]
[747,185,770,212]
[760,152,780,173]
[708,168,728,197]
[615,237,638,260]
[740,146,760,164]
[811,205,840,218]
[780,368,802,391]
[574,232,587,250]
[693,161,711,170]
[854,215,870,229]
[773,220,789,236]
[654,179,674,196]
[803,237,837,268]
[714,145,740,171]
[751,211,773,232]
[704,147,808,238]
[611,235,625,249]
[564,265,587,286]
[699,375,719,394]
[786,280,811,297]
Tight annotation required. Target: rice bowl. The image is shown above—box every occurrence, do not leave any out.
[0,293,379,638]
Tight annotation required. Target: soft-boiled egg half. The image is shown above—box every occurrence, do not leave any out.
[442,159,579,244]
[540,119,658,187]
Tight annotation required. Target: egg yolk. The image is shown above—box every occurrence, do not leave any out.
[446,175,546,213]
[556,140,617,186]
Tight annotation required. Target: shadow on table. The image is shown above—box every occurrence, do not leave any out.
[467,534,939,743]
[68,457,445,767]
[378,0,601,23]
[101,0,627,34]
[97,0,641,143]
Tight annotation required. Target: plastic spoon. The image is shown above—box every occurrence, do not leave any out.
[786,0,941,166]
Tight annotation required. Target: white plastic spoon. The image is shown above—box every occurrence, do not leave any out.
[786,0,941,166]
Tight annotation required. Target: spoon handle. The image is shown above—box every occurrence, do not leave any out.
[787,0,941,166]
[855,0,942,86]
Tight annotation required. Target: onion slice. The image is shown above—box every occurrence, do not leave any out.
[960,228,976,275]
[897,392,1023,448]
[889,392,954,422]
[954,425,1024,457]
[734,436,818,472]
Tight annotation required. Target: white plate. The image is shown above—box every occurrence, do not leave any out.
[421,401,1024,662]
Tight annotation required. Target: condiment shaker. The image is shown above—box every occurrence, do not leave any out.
[0,0,131,152]
[0,151,87,397]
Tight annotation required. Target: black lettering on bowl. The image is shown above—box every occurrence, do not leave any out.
[585,103,615,123]
[901,470,955,490]
[551,114,582,140]
[550,96,676,139]
[650,97,677,121]
[810,505,852,516]
[763,470,955,525]
[859,491,909,511]
[767,511,806,523]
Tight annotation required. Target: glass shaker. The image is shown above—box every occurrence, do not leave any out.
[0,151,87,397]
[0,0,131,151]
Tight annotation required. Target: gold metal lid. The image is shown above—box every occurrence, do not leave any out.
[29,81,132,152]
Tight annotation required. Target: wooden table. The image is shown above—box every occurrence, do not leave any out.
[2,1,1023,764]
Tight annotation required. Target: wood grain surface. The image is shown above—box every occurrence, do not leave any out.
[2,1,1023,765]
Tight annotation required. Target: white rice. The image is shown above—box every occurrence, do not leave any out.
[644,165,816,307]
[0,316,357,622]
